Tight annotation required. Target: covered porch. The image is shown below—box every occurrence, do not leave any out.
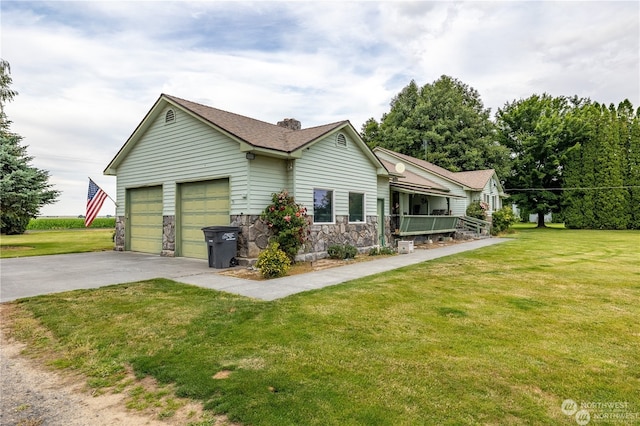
[390,182,466,237]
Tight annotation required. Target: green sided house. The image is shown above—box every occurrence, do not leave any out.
[104,94,506,264]
[372,147,505,238]
[104,94,391,263]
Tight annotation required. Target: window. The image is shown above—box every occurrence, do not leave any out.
[165,109,175,124]
[336,133,347,147]
[313,189,333,223]
[349,192,364,222]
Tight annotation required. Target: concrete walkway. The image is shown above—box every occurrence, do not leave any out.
[0,238,510,303]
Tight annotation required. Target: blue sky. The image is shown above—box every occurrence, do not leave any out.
[2,1,639,216]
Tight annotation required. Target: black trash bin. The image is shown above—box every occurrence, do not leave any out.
[201,226,240,268]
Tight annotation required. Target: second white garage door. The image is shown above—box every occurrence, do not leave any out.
[179,179,230,259]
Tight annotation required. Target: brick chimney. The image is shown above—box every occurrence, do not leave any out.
[277,118,301,130]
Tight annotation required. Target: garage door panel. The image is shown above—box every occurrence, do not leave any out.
[180,179,230,259]
[128,186,163,254]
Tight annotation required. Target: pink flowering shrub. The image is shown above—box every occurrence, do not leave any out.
[261,190,309,261]
[466,200,489,220]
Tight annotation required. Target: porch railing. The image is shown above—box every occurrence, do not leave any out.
[457,215,491,236]
[397,215,459,236]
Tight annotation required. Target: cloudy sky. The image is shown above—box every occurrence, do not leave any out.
[2,1,638,217]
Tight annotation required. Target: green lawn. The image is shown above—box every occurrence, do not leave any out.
[3,228,639,425]
[0,229,114,258]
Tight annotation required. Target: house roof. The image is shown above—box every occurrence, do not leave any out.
[105,94,388,176]
[454,170,497,191]
[164,95,346,153]
[373,147,497,191]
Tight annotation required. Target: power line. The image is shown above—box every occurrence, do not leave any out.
[505,186,640,191]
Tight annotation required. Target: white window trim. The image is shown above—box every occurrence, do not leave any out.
[335,133,347,148]
[348,192,366,223]
[313,188,335,224]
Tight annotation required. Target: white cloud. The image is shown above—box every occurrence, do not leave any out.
[1,1,638,216]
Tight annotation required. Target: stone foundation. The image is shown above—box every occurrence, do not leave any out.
[389,231,456,248]
[116,213,388,262]
[231,214,382,264]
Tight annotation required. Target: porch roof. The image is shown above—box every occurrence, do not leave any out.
[390,182,466,199]
[379,157,453,194]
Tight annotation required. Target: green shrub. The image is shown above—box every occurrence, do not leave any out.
[491,207,518,235]
[466,201,488,220]
[327,244,357,260]
[261,190,309,262]
[255,242,291,279]
[368,246,396,256]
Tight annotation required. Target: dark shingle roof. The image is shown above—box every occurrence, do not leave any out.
[165,94,347,153]
[374,147,496,191]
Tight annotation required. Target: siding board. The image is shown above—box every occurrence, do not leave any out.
[294,133,378,218]
[115,108,247,216]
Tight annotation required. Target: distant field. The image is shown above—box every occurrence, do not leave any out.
[27,217,116,230]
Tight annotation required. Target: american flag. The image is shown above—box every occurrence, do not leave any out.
[85,178,108,227]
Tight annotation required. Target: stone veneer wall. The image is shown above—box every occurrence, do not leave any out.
[161,215,176,257]
[114,216,125,251]
[114,215,177,256]
[231,214,383,263]
[116,214,388,262]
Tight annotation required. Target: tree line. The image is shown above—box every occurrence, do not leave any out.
[363,76,640,229]
[2,59,638,233]
[561,101,640,229]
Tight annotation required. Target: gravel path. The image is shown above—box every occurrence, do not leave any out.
[0,303,230,426]
[0,327,170,426]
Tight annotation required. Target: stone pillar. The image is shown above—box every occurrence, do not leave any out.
[114,216,125,251]
[161,215,175,257]
[231,214,270,259]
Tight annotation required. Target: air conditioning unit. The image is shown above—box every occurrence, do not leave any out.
[397,240,414,254]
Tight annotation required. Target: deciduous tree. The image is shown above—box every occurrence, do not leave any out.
[496,94,588,227]
[362,76,510,178]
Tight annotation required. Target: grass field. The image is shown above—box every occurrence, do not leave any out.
[2,228,639,425]
[0,229,115,258]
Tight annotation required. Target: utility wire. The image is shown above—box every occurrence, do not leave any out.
[505,186,640,191]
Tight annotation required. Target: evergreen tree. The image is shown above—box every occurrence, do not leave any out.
[593,105,628,229]
[561,100,639,230]
[620,101,640,229]
[0,59,59,234]
[562,140,586,228]
[362,76,510,178]
[629,110,640,229]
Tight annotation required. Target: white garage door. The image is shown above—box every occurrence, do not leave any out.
[128,186,163,254]
[179,179,230,259]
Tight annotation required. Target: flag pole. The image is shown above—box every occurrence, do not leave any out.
[89,177,119,207]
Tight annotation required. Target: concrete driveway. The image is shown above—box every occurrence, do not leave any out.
[0,251,220,303]
[0,239,511,303]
